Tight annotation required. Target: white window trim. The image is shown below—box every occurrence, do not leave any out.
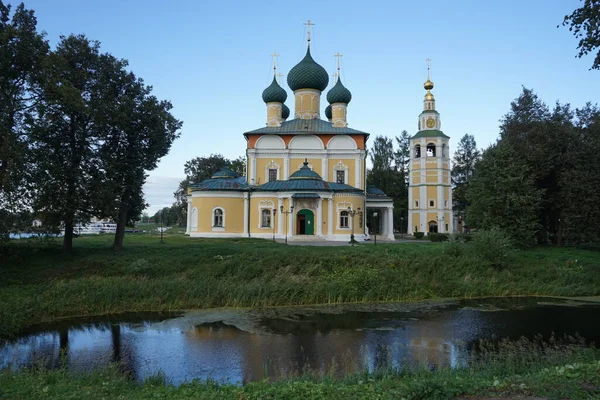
[333,161,349,184]
[191,207,198,231]
[265,160,280,183]
[336,201,352,230]
[212,207,225,231]
[428,199,435,208]
[257,200,275,229]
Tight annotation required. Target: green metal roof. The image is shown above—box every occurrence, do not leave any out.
[292,193,321,198]
[262,76,287,103]
[211,168,240,178]
[420,110,439,114]
[256,179,362,193]
[327,78,352,104]
[190,176,248,191]
[244,118,369,136]
[367,186,386,196]
[289,161,322,180]
[282,103,290,120]
[411,129,449,139]
[287,47,329,92]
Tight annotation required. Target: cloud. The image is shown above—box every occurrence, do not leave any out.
[143,176,182,215]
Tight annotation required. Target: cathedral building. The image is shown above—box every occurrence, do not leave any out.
[185,29,395,241]
[407,62,453,235]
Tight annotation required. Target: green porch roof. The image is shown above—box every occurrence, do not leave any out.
[255,179,362,193]
[244,118,369,137]
[292,193,321,198]
[411,129,450,139]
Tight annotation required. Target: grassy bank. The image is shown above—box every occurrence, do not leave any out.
[1,235,599,338]
[2,339,599,399]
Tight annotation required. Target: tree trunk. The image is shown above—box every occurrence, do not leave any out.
[112,205,128,251]
[63,219,73,253]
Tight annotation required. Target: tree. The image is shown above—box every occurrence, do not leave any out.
[562,0,600,70]
[466,142,542,247]
[367,135,408,233]
[95,60,181,251]
[29,35,104,252]
[451,134,480,220]
[394,130,411,179]
[0,1,48,239]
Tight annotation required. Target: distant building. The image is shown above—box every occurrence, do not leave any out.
[408,62,453,235]
[185,26,394,241]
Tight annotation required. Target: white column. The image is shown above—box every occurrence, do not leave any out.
[323,154,329,181]
[387,207,394,239]
[317,197,323,236]
[250,154,257,185]
[328,197,334,238]
[283,153,289,179]
[186,196,192,234]
[277,197,283,236]
[288,201,294,238]
[243,193,249,235]
[354,156,361,188]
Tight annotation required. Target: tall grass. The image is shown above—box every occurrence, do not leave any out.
[1,234,599,338]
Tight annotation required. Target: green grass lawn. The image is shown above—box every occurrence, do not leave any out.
[1,234,599,338]
[1,235,600,399]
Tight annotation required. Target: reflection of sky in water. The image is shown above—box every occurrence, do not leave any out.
[1,301,599,385]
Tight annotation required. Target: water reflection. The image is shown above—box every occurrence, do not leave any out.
[1,298,599,385]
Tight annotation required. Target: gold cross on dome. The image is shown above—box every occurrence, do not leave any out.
[304,20,315,42]
[271,52,280,73]
[426,57,431,79]
[334,52,343,72]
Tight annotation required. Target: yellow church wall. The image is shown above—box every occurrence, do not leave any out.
[291,158,322,176]
[426,212,438,228]
[412,187,420,204]
[192,196,245,233]
[322,198,329,233]
[255,157,285,184]
[328,158,355,185]
[411,172,421,184]
[412,213,421,232]
[332,196,365,235]
[426,174,438,184]
[250,197,279,234]
[427,186,437,206]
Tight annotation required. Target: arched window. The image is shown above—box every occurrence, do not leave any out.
[414,144,421,158]
[213,208,224,227]
[426,143,436,157]
[340,211,349,228]
[442,143,446,158]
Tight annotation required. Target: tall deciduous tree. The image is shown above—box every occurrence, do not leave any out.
[562,0,600,70]
[451,134,480,220]
[29,35,103,252]
[467,142,542,247]
[95,60,181,251]
[0,1,48,239]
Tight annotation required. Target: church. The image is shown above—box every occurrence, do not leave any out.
[185,24,450,241]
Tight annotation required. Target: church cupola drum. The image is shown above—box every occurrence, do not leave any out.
[326,53,352,127]
[408,59,453,235]
[262,53,289,127]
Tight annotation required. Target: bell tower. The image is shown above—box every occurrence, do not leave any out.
[407,59,453,235]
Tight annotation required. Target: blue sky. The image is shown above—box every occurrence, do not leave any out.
[20,0,599,214]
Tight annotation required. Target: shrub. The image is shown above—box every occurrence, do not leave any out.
[428,233,448,242]
[443,237,465,257]
[414,232,424,239]
[455,233,473,242]
[472,228,514,269]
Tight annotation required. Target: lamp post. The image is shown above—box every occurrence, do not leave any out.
[272,208,277,242]
[373,211,378,245]
[280,204,294,244]
[347,206,361,246]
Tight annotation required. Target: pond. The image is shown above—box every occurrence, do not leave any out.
[1,297,599,385]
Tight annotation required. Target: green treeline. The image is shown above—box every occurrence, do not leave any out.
[0,2,182,251]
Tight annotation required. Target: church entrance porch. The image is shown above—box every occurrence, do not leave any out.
[428,220,438,233]
[296,209,314,235]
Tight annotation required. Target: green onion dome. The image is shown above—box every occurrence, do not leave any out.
[287,47,329,92]
[262,76,287,103]
[325,104,332,120]
[289,160,322,180]
[211,168,239,179]
[326,78,352,104]
[282,103,290,120]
